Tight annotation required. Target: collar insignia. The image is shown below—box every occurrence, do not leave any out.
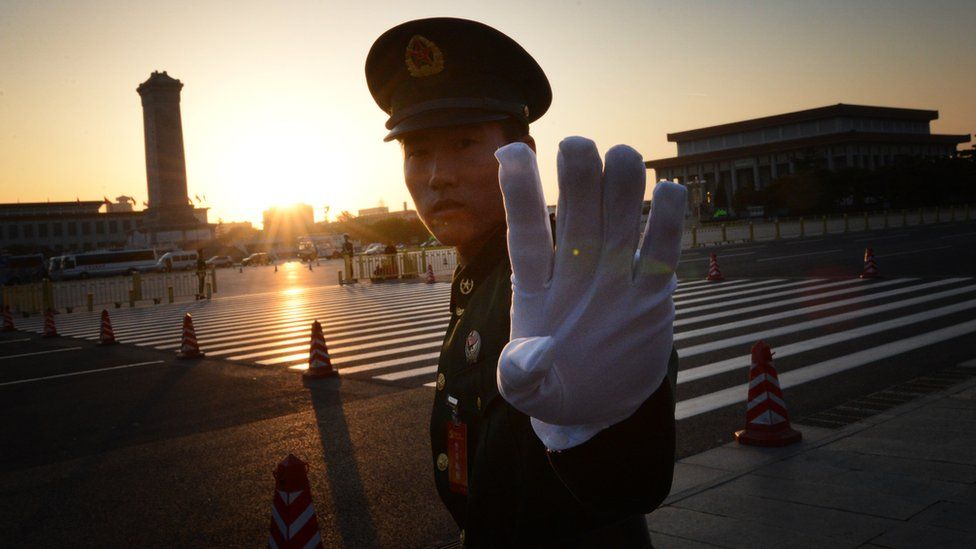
[405,35,444,78]
[459,278,474,295]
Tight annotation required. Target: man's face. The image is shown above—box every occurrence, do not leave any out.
[402,122,512,250]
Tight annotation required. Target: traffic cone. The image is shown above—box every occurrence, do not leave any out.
[268,454,324,548]
[735,341,802,447]
[303,320,337,379]
[860,248,880,279]
[706,253,724,281]
[2,306,14,332]
[43,308,58,338]
[176,313,205,359]
[425,264,436,284]
[98,309,118,346]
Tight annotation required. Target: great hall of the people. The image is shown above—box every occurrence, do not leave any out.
[645,103,971,212]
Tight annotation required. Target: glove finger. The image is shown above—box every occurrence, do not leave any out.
[600,145,646,280]
[496,142,553,293]
[637,181,687,281]
[551,137,603,288]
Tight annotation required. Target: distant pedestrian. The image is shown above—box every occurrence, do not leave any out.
[195,249,206,300]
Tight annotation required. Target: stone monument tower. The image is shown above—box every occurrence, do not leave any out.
[137,71,196,226]
[133,71,212,248]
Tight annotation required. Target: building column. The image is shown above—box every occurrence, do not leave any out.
[770,154,778,180]
[846,145,854,169]
[753,158,760,188]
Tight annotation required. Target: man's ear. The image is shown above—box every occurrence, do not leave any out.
[516,134,536,153]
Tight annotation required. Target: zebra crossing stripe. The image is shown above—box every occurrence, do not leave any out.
[199,314,449,353]
[675,278,908,326]
[678,283,976,358]
[675,279,818,305]
[673,279,789,301]
[678,296,976,384]
[130,300,450,346]
[677,278,874,317]
[676,318,976,420]
[374,365,439,381]
[208,320,450,357]
[291,351,442,374]
[676,278,967,340]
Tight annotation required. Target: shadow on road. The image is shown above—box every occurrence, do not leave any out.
[305,376,379,547]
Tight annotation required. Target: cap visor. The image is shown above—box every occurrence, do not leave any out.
[384,109,513,141]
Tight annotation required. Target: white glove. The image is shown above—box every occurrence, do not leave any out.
[495,137,686,451]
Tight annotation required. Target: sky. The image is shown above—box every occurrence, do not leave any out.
[1,0,974,228]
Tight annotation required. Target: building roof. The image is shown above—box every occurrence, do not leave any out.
[645,131,971,169]
[666,104,940,142]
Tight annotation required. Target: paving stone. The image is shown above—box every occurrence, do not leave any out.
[674,487,895,547]
[647,506,836,549]
[945,484,976,505]
[869,522,976,549]
[646,531,727,549]
[752,453,853,483]
[797,447,976,484]
[829,436,976,466]
[909,501,976,533]
[680,445,790,472]
[725,473,932,520]
[668,462,730,496]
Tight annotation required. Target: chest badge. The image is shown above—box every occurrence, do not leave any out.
[464,330,481,363]
[459,278,474,295]
[454,306,464,317]
[436,372,446,391]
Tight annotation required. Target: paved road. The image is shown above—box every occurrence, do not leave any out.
[3,220,975,546]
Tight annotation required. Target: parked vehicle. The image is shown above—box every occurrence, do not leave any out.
[0,253,47,285]
[362,243,386,255]
[205,255,234,268]
[156,250,200,272]
[242,252,270,266]
[297,234,346,261]
[48,249,158,280]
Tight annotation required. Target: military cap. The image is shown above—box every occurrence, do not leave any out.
[366,17,552,141]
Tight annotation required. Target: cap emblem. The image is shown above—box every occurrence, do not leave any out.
[405,35,444,78]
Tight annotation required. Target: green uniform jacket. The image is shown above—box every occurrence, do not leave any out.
[430,228,677,547]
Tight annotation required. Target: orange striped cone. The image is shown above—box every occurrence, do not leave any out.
[706,253,724,281]
[735,341,802,447]
[43,308,58,338]
[2,306,15,332]
[98,309,118,346]
[303,320,337,378]
[176,313,205,359]
[268,454,324,548]
[425,264,436,284]
[860,248,880,279]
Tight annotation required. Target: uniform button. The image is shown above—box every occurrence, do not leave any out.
[436,373,446,390]
[460,529,466,546]
[455,305,464,316]
[476,396,482,410]
[436,453,449,471]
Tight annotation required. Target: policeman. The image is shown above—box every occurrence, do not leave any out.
[366,18,684,546]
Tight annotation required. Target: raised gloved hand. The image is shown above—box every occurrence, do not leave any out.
[495,137,686,451]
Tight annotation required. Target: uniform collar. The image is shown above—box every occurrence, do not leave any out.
[451,226,509,303]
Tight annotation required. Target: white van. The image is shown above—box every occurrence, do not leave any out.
[156,250,199,272]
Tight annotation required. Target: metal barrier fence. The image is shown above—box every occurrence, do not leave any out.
[685,204,973,248]
[1,271,201,315]
[349,248,459,282]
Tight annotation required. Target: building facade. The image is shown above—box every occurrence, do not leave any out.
[645,104,971,216]
[0,201,144,253]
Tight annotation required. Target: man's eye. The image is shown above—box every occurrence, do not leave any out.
[406,148,428,159]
